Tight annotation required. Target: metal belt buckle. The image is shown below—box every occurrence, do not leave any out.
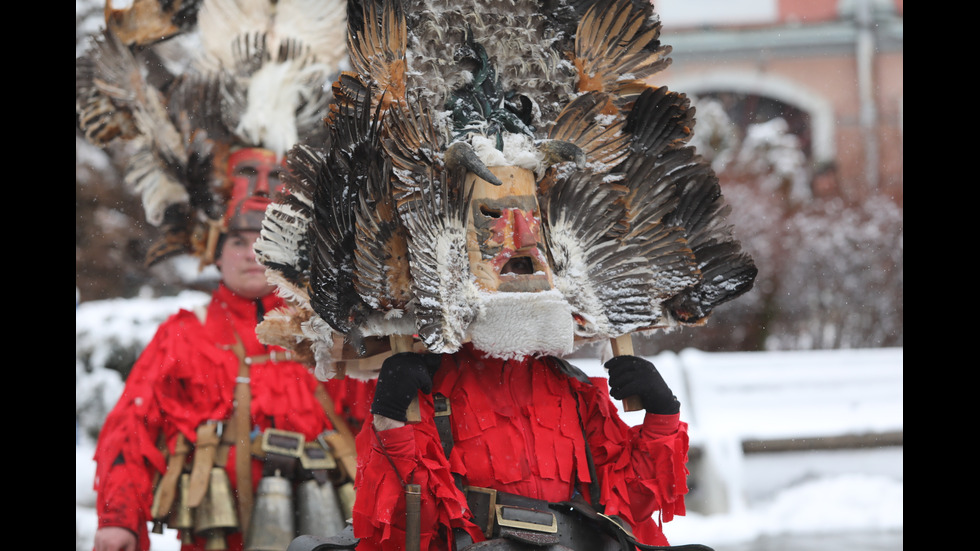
[261,428,306,458]
[598,512,636,539]
[300,439,337,471]
[495,504,558,534]
[434,394,452,417]
[464,486,497,538]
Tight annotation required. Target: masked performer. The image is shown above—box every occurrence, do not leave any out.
[75,1,369,549]
[256,1,758,550]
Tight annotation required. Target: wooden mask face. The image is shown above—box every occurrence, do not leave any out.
[465,167,554,293]
[225,147,284,229]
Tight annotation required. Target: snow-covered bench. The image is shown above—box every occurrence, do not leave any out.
[576,346,904,514]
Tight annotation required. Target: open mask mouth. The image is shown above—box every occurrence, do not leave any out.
[498,254,552,292]
[501,256,535,275]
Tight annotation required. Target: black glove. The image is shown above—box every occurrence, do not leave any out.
[604,355,680,415]
[370,352,440,422]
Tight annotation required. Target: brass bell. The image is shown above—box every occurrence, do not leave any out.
[171,473,196,545]
[244,471,295,551]
[296,479,346,539]
[150,472,181,535]
[336,481,356,522]
[194,467,240,550]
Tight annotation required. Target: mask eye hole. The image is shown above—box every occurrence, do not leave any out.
[268,169,283,189]
[480,205,502,218]
[236,166,258,179]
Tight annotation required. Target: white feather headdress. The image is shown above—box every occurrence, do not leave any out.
[76,0,347,266]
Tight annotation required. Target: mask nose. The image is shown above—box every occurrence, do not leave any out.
[510,210,537,250]
[254,170,270,195]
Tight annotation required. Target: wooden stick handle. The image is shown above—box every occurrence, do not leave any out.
[389,334,415,353]
[405,484,422,551]
[389,335,422,423]
[611,334,644,412]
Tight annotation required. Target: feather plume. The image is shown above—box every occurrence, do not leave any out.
[624,86,696,154]
[345,89,415,319]
[197,0,346,72]
[75,51,138,145]
[254,142,351,372]
[543,165,697,337]
[347,0,408,110]
[353,155,414,317]
[211,31,337,158]
[76,30,186,166]
[398,166,477,353]
[544,171,635,336]
[660,162,759,326]
[383,97,450,204]
[307,127,371,341]
[254,145,317,296]
[76,28,225,267]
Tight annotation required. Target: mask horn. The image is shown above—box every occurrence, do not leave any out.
[445,142,503,186]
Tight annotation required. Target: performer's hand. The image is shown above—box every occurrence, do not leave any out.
[604,355,680,415]
[371,352,439,422]
[93,526,138,551]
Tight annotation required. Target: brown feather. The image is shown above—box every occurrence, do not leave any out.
[660,158,758,325]
[549,92,630,169]
[382,98,445,207]
[104,0,201,47]
[347,0,407,111]
[573,0,671,100]
[624,86,697,155]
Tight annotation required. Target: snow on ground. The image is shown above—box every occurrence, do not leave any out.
[75,294,902,550]
[75,436,903,551]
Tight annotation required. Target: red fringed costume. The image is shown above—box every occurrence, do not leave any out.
[352,344,690,550]
[92,284,371,551]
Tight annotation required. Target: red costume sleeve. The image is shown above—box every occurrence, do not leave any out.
[92,312,201,550]
[92,309,238,550]
[570,375,690,545]
[351,399,484,551]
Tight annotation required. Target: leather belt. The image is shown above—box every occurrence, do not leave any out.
[241,349,295,365]
[459,488,624,551]
[251,428,344,486]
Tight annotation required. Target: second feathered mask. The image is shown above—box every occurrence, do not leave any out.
[76,0,348,267]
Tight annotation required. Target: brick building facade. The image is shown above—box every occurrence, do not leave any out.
[652,0,903,203]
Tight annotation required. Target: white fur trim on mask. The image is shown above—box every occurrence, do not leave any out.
[466,289,575,360]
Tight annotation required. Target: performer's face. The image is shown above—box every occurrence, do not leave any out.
[466,167,554,293]
[217,230,275,300]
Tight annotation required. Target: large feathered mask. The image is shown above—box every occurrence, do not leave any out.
[76,0,347,267]
[254,0,758,378]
